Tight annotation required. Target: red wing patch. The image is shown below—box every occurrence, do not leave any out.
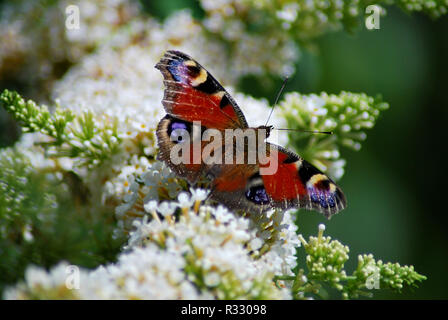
[213,165,257,193]
[155,50,247,130]
[259,144,346,217]
[261,150,307,201]
[168,87,240,129]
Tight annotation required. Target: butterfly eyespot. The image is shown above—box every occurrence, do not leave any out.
[245,185,270,205]
[186,64,201,77]
[315,179,331,191]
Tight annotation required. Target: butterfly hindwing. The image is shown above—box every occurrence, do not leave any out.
[205,143,346,218]
[155,50,248,130]
[259,144,346,217]
[206,163,263,214]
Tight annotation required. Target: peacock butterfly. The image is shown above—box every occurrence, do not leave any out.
[155,50,346,218]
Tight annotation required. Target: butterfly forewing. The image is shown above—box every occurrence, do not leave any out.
[155,50,248,130]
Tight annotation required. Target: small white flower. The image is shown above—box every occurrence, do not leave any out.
[157,201,177,217]
[144,200,158,213]
[177,192,194,209]
[204,272,221,287]
[319,224,326,233]
[190,188,210,202]
[249,237,263,251]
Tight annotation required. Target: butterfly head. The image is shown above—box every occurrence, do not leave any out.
[256,125,274,139]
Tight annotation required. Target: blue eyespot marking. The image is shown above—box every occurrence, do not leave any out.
[170,122,188,131]
[167,60,189,83]
[309,189,336,208]
[167,60,184,82]
[246,185,270,205]
[327,196,335,207]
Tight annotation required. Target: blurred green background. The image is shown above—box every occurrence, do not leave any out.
[291,8,448,299]
[1,0,447,299]
[295,8,448,299]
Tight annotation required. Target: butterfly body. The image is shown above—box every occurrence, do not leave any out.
[156,50,346,218]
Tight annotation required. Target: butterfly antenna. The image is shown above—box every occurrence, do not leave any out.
[275,128,333,135]
[265,76,289,127]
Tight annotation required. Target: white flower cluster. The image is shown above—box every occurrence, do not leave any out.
[4,252,204,300]
[201,0,367,39]
[278,93,345,180]
[114,161,184,233]
[278,91,388,180]
[298,224,350,291]
[0,0,140,98]
[200,0,299,77]
[399,0,448,18]
[127,192,298,296]
[5,188,299,299]
[200,0,448,41]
